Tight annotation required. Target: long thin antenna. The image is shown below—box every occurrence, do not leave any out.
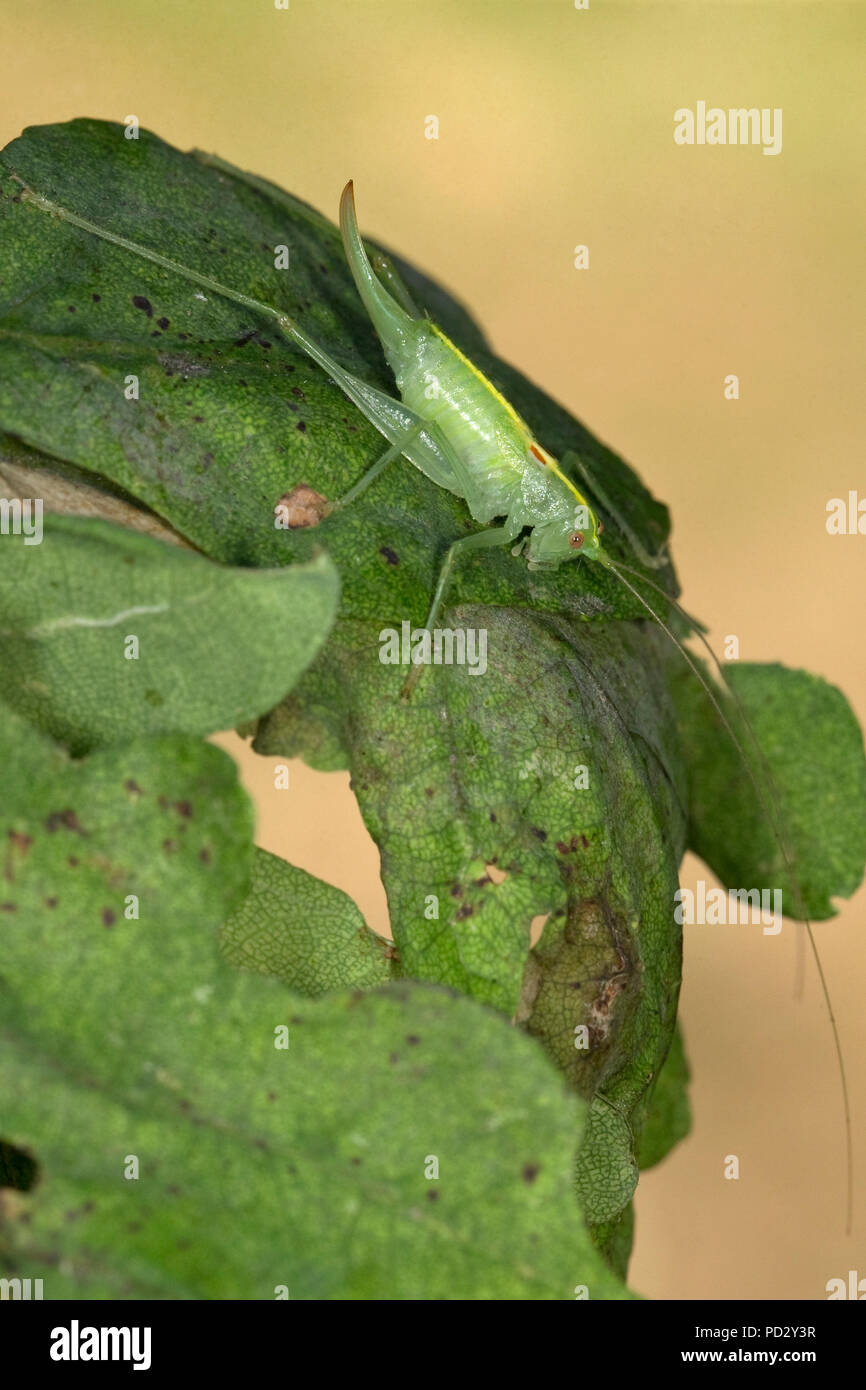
[604,554,853,1234]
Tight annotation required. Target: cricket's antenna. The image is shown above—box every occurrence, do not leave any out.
[603,552,853,1234]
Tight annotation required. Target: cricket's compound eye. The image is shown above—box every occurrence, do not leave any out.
[569,532,584,549]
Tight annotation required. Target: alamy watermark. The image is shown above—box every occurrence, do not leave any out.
[674,103,782,157]
[0,497,43,545]
[675,882,783,935]
[379,620,487,676]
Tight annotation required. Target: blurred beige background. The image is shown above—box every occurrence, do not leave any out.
[3,0,864,1299]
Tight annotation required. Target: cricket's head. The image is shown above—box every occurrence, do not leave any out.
[525,507,604,569]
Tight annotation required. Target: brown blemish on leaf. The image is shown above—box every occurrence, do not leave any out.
[275,483,331,529]
[102,908,116,928]
[455,903,474,920]
[174,801,193,819]
[380,546,399,566]
[45,809,86,835]
[522,1163,540,1183]
[124,779,144,797]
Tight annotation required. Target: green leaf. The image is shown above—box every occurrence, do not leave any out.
[0,701,253,929]
[0,119,672,626]
[220,846,394,996]
[0,513,338,753]
[673,662,866,919]
[574,1098,639,1225]
[259,615,688,1246]
[635,1023,691,1170]
[0,708,632,1299]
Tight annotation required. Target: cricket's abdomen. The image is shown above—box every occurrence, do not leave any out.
[393,322,530,521]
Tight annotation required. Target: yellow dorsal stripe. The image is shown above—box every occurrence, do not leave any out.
[430,323,595,519]
[529,443,591,509]
[430,323,528,432]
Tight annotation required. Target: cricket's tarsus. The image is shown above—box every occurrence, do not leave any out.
[14,168,852,1231]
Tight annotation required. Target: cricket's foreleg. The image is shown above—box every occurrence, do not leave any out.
[401,523,517,700]
[562,449,670,570]
[330,425,423,510]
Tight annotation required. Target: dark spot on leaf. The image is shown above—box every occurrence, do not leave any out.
[92,293,101,302]
[67,304,76,312]
[1,902,17,912]
[426,1188,439,1201]
[198,847,211,864]
[124,779,143,796]
[45,809,86,835]
[456,904,474,920]
[522,1163,540,1184]
[406,1035,421,1046]
[290,386,306,401]
[132,295,153,317]
[380,546,399,566]
[556,836,579,855]
[296,421,307,432]
[157,316,170,330]
[102,908,116,928]
[162,838,178,854]
[8,829,33,855]
[175,801,193,819]
[44,897,58,909]
[490,812,497,823]
[0,1140,38,1192]
[350,1156,362,1166]
[67,856,79,867]
[388,1051,399,1064]
[450,883,463,897]
[531,827,548,841]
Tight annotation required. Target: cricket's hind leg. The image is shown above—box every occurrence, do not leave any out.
[562,449,670,570]
[330,425,424,511]
[401,521,519,700]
